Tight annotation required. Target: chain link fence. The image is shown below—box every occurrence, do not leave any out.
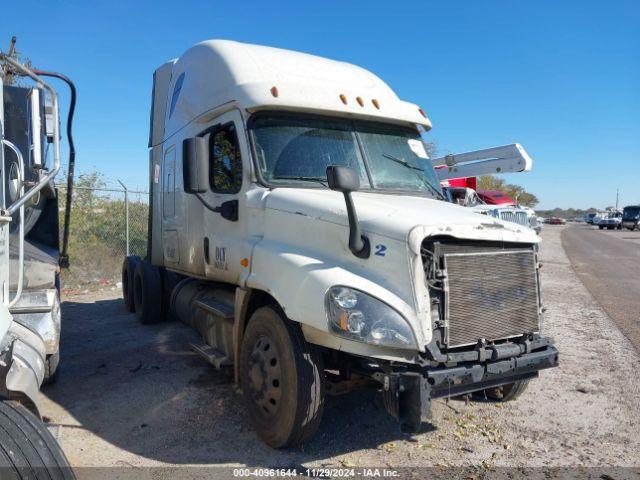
[57,184,149,291]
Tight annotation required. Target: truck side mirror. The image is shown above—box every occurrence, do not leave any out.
[326,165,360,192]
[182,137,208,193]
[326,166,370,259]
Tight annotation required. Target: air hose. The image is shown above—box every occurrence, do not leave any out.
[31,69,76,268]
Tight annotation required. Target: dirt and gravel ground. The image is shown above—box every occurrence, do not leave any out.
[39,226,640,477]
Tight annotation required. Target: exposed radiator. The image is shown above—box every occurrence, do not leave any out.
[434,242,540,347]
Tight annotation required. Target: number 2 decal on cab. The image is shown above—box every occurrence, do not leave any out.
[374,244,387,256]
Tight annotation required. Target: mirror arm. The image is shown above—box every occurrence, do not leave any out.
[195,195,239,222]
[343,191,370,258]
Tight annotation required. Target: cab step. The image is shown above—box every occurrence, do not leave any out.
[194,298,234,321]
[190,342,232,369]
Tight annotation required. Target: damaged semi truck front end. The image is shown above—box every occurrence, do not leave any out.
[127,39,558,448]
[374,237,557,431]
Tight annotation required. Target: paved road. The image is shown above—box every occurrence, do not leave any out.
[561,224,640,351]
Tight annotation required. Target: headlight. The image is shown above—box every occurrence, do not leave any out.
[325,286,417,349]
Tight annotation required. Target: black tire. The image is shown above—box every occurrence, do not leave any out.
[160,269,183,321]
[133,261,162,325]
[43,352,60,386]
[599,225,604,230]
[240,306,325,448]
[43,291,62,385]
[0,400,75,480]
[122,256,140,313]
[482,380,530,402]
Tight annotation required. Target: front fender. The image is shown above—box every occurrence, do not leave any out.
[246,239,427,359]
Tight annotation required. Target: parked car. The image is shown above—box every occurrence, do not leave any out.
[548,217,566,225]
[584,212,598,224]
[622,205,640,231]
[599,211,622,230]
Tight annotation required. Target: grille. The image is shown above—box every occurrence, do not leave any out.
[499,210,529,227]
[440,243,540,347]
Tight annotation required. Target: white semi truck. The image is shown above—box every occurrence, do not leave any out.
[123,40,558,448]
[1,39,75,477]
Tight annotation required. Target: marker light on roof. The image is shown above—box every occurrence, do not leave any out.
[356,96,364,107]
[372,99,380,109]
[418,108,427,118]
[339,94,348,105]
[270,86,279,97]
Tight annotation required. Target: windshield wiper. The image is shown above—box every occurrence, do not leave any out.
[382,153,424,172]
[381,153,445,200]
[272,175,328,187]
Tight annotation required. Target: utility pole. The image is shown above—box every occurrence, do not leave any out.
[616,189,619,209]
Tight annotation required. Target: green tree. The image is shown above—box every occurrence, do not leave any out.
[58,171,149,289]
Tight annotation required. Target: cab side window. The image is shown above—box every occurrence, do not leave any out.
[210,124,242,193]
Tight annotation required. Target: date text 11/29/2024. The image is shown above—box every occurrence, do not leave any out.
[232,468,400,477]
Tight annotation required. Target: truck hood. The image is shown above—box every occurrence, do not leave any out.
[262,188,538,247]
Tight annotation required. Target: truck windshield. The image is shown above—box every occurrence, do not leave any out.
[623,207,640,218]
[249,112,442,198]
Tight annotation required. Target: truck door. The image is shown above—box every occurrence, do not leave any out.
[162,146,180,265]
[201,110,247,284]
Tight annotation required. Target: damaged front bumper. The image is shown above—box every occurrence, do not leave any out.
[379,337,558,432]
[0,319,46,415]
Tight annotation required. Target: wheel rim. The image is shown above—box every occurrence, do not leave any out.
[247,335,283,417]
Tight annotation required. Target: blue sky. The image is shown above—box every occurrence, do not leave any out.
[3,0,638,209]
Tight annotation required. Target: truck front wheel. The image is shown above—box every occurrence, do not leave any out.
[239,306,325,448]
[480,379,530,402]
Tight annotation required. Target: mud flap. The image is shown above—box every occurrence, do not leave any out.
[382,373,432,433]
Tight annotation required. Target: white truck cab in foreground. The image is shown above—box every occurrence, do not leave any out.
[124,40,558,448]
[1,40,75,477]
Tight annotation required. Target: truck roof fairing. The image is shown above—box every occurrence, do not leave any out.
[150,40,431,147]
